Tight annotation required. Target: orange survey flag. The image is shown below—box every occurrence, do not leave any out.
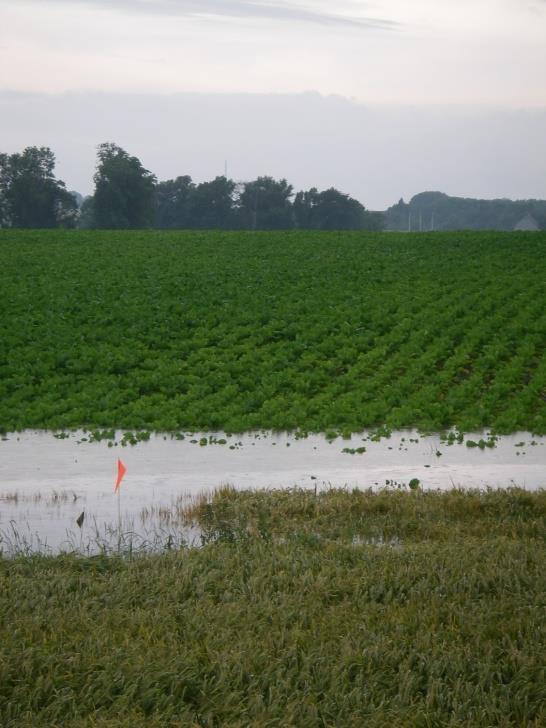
[114,458,127,492]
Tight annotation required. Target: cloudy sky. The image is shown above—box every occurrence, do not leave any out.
[0,0,545,206]
[1,0,545,104]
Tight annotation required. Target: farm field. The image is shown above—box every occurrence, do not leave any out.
[1,230,545,435]
[1,487,545,726]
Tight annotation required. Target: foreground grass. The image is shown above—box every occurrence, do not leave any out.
[1,488,545,727]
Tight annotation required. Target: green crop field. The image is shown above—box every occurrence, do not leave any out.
[1,488,545,726]
[1,230,545,434]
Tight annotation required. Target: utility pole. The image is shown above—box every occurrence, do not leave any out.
[224,160,228,178]
[431,211,435,231]
[419,209,423,232]
[408,211,412,232]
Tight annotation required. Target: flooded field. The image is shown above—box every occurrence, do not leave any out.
[1,429,545,554]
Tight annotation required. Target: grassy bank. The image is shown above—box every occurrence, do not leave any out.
[1,230,545,434]
[1,488,545,726]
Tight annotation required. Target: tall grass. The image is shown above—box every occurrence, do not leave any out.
[1,488,545,726]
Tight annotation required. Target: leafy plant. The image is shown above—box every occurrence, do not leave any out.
[0,230,544,434]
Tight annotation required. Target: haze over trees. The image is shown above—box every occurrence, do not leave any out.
[0,143,382,231]
[155,175,237,229]
[294,187,383,230]
[385,192,546,232]
[0,147,77,228]
[2,144,545,231]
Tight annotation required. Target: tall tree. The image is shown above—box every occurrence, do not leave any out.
[188,176,236,229]
[92,143,156,229]
[0,147,77,228]
[155,176,194,229]
[238,177,294,229]
[294,187,382,230]
[293,188,320,229]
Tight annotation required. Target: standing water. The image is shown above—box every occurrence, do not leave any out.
[1,429,544,554]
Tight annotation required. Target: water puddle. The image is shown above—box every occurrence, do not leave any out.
[1,429,544,554]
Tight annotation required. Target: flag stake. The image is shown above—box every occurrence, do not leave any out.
[114,458,127,548]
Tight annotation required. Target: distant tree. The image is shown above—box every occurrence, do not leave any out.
[69,190,84,208]
[238,177,294,229]
[188,176,236,229]
[294,187,382,230]
[0,185,10,228]
[383,197,410,231]
[383,191,546,231]
[92,143,156,229]
[0,146,77,228]
[155,176,194,229]
[293,188,318,229]
[78,196,96,229]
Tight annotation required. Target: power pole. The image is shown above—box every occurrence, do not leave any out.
[408,211,412,232]
[419,209,423,232]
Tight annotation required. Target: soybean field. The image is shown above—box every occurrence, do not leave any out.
[1,229,545,434]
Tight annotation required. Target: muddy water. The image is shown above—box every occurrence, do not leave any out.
[1,430,544,554]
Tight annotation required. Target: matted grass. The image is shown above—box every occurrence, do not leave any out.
[1,488,545,726]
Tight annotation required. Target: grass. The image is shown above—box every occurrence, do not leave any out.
[1,487,545,726]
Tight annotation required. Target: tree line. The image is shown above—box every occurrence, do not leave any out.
[384,191,546,231]
[0,144,383,231]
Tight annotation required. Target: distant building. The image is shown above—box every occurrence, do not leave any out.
[513,213,540,231]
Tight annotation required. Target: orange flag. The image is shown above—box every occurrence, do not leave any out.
[114,458,127,492]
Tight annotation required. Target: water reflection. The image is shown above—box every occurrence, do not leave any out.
[1,429,544,554]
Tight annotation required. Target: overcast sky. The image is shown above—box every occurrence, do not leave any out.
[1,0,545,207]
[1,0,546,104]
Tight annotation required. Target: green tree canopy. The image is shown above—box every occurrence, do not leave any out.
[0,147,77,228]
[294,187,382,230]
[155,176,194,229]
[384,192,546,231]
[238,177,294,230]
[92,143,156,229]
[189,176,236,229]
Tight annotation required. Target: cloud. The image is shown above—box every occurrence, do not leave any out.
[6,0,400,29]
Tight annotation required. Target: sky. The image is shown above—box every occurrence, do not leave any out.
[0,0,545,207]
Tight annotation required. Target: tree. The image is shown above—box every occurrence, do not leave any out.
[313,188,364,230]
[78,196,96,229]
[383,191,546,231]
[294,187,382,230]
[0,184,10,228]
[155,176,194,229]
[238,177,294,229]
[188,176,236,229]
[293,188,319,229]
[0,147,77,228]
[92,143,156,229]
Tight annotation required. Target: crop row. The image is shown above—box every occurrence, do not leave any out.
[1,230,545,433]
